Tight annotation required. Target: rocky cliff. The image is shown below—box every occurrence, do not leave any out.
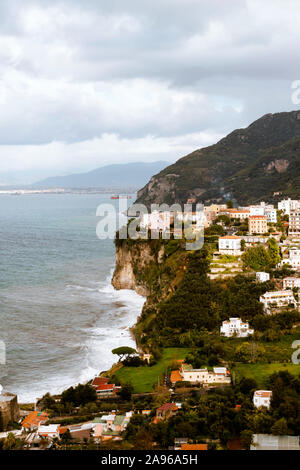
[112,240,165,297]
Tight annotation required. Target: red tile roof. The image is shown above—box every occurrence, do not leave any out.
[21,411,49,429]
[181,444,207,450]
[92,377,110,387]
[157,403,178,412]
[170,370,182,384]
[96,384,115,391]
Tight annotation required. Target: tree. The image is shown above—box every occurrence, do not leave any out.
[226,200,234,209]
[240,430,253,450]
[112,346,137,362]
[267,238,281,267]
[134,429,154,450]
[271,418,288,435]
[119,382,134,401]
[61,428,73,444]
[61,383,97,407]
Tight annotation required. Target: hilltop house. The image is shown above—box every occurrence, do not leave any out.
[253,390,272,409]
[91,376,120,398]
[175,364,231,386]
[220,318,254,338]
[259,290,297,314]
[218,235,241,255]
[256,272,270,283]
[155,403,178,422]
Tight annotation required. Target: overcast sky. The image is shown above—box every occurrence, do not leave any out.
[0,0,300,184]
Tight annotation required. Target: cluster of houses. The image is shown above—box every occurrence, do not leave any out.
[18,407,133,446]
[138,197,300,239]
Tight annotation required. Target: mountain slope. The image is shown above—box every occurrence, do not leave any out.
[136,111,300,206]
[32,161,169,189]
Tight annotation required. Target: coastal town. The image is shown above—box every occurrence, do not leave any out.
[1,196,300,451]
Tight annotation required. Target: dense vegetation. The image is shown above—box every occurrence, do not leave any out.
[136,110,300,207]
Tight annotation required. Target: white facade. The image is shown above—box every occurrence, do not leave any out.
[265,208,277,224]
[250,206,265,216]
[253,390,272,409]
[260,290,296,314]
[289,210,300,236]
[140,210,172,231]
[38,424,61,439]
[220,318,254,338]
[280,248,300,270]
[256,272,270,283]
[278,199,300,216]
[283,277,300,289]
[180,364,231,385]
[218,236,241,254]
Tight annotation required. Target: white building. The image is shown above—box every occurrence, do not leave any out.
[253,390,272,409]
[279,247,300,270]
[259,290,296,314]
[220,318,254,338]
[265,208,277,224]
[218,236,241,255]
[180,364,231,385]
[278,199,300,216]
[140,210,173,232]
[289,210,300,237]
[283,277,300,289]
[256,272,270,283]
[250,205,265,216]
[38,424,61,439]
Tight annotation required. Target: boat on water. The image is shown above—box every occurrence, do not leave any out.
[110,195,132,200]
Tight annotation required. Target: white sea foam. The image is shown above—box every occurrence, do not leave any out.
[16,276,145,403]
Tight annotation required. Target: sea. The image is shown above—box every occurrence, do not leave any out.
[0,193,145,402]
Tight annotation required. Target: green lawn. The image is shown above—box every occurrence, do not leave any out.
[113,348,190,393]
[233,363,300,388]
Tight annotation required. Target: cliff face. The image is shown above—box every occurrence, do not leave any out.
[112,240,165,297]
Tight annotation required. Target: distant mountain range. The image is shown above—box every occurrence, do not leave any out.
[32,161,169,189]
[136,110,300,206]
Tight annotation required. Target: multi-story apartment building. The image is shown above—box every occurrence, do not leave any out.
[249,215,268,234]
[289,210,300,236]
[278,199,300,216]
[259,290,297,314]
[283,277,300,289]
[218,235,242,255]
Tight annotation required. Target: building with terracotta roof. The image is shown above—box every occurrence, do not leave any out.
[170,370,182,386]
[155,403,178,421]
[91,377,110,388]
[180,444,208,450]
[21,411,49,431]
[253,390,272,409]
[249,215,268,234]
[96,383,117,398]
